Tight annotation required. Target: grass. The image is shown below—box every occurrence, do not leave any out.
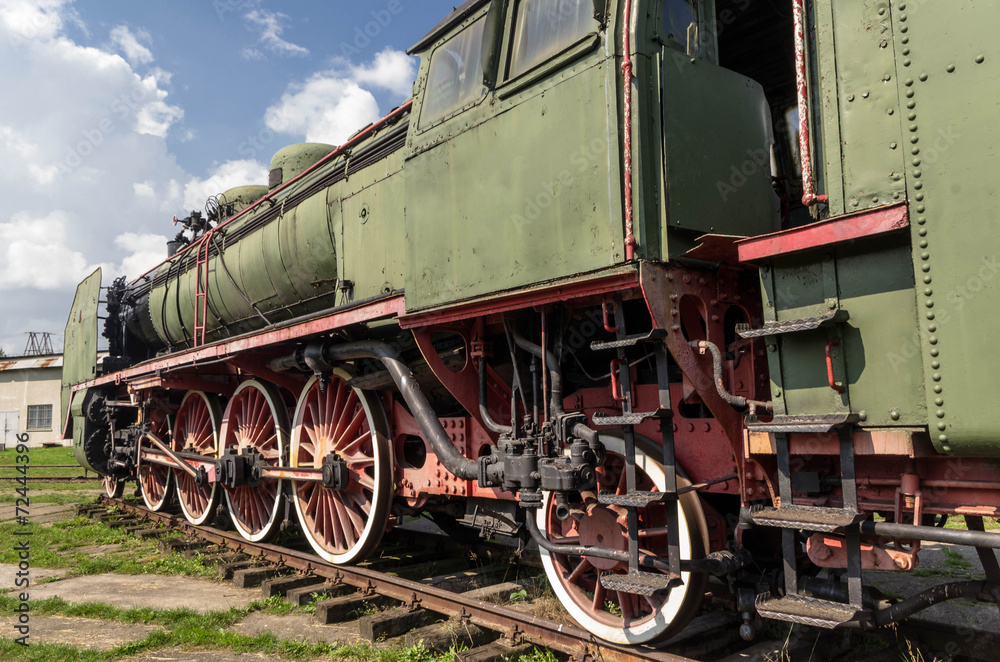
[0,594,479,662]
[0,514,213,578]
[0,447,89,479]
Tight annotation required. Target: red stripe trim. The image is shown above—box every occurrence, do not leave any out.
[737,203,909,263]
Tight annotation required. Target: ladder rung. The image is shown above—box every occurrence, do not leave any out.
[738,309,849,338]
[600,571,679,596]
[590,329,668,351]
[750,504,864,532]
[592,408,672,427]
[597,491,673,508]
[754,593,864,629]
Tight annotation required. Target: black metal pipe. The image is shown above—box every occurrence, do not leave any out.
[861,520,1000,549]
[479,357,512,435]
[270,340,479,481]
[512,327,563,417]
[524,510,744,576]
[873,581,1000,627]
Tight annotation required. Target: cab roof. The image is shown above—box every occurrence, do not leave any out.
[408,0,489,54]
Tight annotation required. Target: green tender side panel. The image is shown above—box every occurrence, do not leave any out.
[815,0,907,214]
[763,236,924,426]
[661,56,778,247]
[70,390,94,472]
[61,267,101,437]
[889,0,1000,455]
[404,59,619,311]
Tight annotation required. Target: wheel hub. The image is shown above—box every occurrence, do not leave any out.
[578,505,629,571]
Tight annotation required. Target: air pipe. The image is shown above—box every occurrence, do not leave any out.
[511,327,563,417]
[270,340,479,481]
[689,340,772,411]
[621,0,637,259]
[793,0,827,207]
[479,357,512,435]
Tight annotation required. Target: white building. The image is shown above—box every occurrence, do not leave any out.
[0,354,65,448]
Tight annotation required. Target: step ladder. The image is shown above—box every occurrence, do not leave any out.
[192,231,212,347]
[589,298,681,595]
[747,414,868,628]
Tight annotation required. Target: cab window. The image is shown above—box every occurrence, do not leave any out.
[508,0,598,79]
[663,0,697,53]
[419,18,487,129]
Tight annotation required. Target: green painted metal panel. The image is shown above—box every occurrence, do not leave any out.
[661,55,779,249]
[70,390,93,471]
[890,0,1000,455]
[342,172,406,301]
[762,236,924,426]
[61,267,101,436]
[829,0,906,213]
[405,58,619,310]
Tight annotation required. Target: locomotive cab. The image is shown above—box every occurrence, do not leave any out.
[403,0,780,311]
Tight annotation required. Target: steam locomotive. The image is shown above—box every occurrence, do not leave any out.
[63,0,1000,646]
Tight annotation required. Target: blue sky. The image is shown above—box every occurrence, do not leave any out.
[0,0,458,355]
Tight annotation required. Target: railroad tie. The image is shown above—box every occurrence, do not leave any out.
[358,606,443,641]
[260,574,326,599]
[404,620,496,654]
[232,565,292,589]
[284,582,354,608]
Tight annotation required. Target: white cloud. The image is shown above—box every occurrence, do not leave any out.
[109,25,152,66]
[0,210,93,290]
[263,48,415,145]
[349,48,416,97]
[241,46,264,61]
[115,232,168,279]
[183,159,268,213]
[265,76,380,145]
[244,9,308,57]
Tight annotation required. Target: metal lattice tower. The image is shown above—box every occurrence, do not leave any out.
[23,332,54,356]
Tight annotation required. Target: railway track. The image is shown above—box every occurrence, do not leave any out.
[78,496,998,662]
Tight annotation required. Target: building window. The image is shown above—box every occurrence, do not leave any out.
[27,405,52,431]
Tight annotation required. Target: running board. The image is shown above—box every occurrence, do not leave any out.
[600,571,680,596]
[750,504,864,533]
[755,593,866,629]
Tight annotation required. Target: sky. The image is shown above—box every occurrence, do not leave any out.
[0,0,459,356]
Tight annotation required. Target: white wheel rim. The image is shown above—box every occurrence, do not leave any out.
[290,374,393,564]
[537,436,700,644]
[220,380,287,542]
[173,391,221,526]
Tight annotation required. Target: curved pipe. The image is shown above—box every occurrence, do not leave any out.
[479,357,512,435]
[689,340,772,411]
[511,327,563,417]
[271,340,479,481]
[873,581,1000,628]
[526,513,749,576]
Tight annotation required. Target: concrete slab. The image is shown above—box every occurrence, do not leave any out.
[0,615,158,649]
[0,563,67,590]
[230,611,359,645]
[28,573,259,613]
[0,501,79,525]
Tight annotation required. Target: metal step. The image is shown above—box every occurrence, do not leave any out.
[598,491,673,508]
[754,593,865,629]
[737,309,849,339]
[746,413,859,434]
[590,329,668,351]
[750,504,865,532]
[600,571,679,596]
[592,408,672,427]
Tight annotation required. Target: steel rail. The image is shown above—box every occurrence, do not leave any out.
[98,495,697,662]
